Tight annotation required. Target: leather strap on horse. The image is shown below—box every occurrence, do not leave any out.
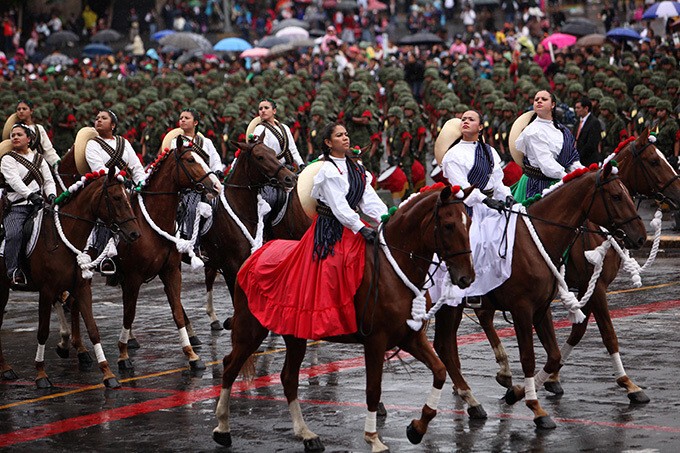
[94,136,127,171]
[178,134,210,164]
[9,151,45,188]
[262,121,293,165]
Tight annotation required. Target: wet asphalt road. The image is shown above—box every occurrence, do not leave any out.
[1,255,679,452]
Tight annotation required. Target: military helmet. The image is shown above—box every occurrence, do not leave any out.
[387,106,403,119]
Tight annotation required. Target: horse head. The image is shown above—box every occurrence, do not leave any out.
[172,145,221,201]
[95,167,142,243]
[230,131,297,191]
[587,163,647,249]
[617,128,680,209]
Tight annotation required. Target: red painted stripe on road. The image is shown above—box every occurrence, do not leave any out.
[1,299,678,447]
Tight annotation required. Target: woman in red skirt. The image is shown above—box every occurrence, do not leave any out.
[238,122,388,339]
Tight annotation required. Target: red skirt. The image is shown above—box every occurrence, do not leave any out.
[237,218,365,340]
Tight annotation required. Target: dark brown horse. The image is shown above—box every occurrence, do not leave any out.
[0,168,141,388]
[471,130,680,405]
[78,146,223,370]
[213,186,476,451]
[432,164,647,429]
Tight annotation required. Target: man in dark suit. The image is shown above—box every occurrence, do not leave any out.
[573,97,603,166]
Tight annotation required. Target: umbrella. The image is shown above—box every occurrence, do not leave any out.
[91,29,122,43]
[159,32,212,52]
[275,26,310,39]
[473,0,500,6]
[288,37,316,47]
[45,30,80,46]
[541,33,577,49]
[176,48,205,64]
[270,19,310,34]
[397,31,443,45]
[322,0,338,7]
[213,37,252,52]
[160,44,182,54]
[151,29,175,41]
[643,1,680,19]
[561,18,600,37]
[575,33,606,47]
[258,35,291,48]
[82,43,114,56]
[240,47,270,58]
[337,0,359,11]
[41,52,73,66]
[308,28,326,38]
[269,43,297,55]
[606,27,642,41]
[367,0,388,10]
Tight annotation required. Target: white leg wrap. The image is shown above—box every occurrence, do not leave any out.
[364,410,377,433]
[524,377,537,400]
[119,328,130,344]
[560,343,574,365]
[426,387,442,410]
[179,326,191,348]
[35,343,45,362]
[214,388,231,433]
[94,343,106,363]
[610,352,626,378]
[534,369,550,388]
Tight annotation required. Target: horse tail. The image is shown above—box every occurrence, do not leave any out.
[239,354,257,382]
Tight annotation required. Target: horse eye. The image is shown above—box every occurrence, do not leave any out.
[444,223,454,231]
[256,155,264,161]
[650,159,660,166]
[187,157,195,163]
[612,194,622,201]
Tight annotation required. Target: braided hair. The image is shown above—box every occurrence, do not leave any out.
[527,90,560,130]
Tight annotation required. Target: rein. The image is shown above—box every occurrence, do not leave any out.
[623,140,680,209]
[224,142,287,190]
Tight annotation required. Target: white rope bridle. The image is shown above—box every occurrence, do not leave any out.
[219,191,271,254]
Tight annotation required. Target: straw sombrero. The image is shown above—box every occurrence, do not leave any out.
[433,118,462,165]
[0,139,13,159]
[160,128,186,152]
[245,116,262,138]
[2,113,19,140]
[508,111,535,168]
[73,127,98,174]
[296,160,324,219]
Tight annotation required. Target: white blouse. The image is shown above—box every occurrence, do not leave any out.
[311,157,388,233]
[28,124,60,166]
[1,149,57,204]
[253,122,304,166]
[173,134,224,173]
[85,136,146,184]
[515,117,573,180]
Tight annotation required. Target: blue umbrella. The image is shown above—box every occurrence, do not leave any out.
[151,29,176,42]
[606,27,642,41]
[643,1,680,19]
[213,37,252,52]
[82,43,114,56]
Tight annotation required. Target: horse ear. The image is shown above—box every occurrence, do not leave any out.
[107,165,115,181]
[602,162,612,179]
[440,185,452,201]
[462,186,474,198]
[257,129,266,143]
[230,140,244,150]
[637,128,649,147]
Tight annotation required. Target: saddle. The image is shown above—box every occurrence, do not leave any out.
[260,185,290,228]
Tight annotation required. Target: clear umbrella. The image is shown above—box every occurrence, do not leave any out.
[45,30,80,46]
[91,29,123,43]
[159,32,213,52]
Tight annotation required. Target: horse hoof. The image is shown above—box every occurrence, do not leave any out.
[377,401,387,417]
[55,346,70,359]
[104,377,121,389]
[503,388,519,405]
[210,320,223,331]
[36,377,53,389]
[303,436,325,452]
[189,335,202,347]
[544,381,564,395]
[127,338,140,350]
[467,404,488,419]
[628,390,650,404]
[223,317,233,330]
[189,359,206,370]
[406,421,424,444]
[496,374,513,389]
[2,369,19,380]
[212,431,232,447]
[534,415,557,430]
[117,359,134,370]
[77,351,93,364]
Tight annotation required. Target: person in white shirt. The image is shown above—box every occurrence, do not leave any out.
[13,99,60,167]
[1,124,56,286]
[252,99,304,169]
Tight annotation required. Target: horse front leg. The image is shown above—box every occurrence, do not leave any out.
[476,307,513,389]
[182,305,202,347]
[158,264,205,370]
[53,294,73,359]
[433,305,487,419]
[118,276,142,370]
[0,280,18,380]
[35,290,55,388]
[363,335,389,453]
[399,330,447,445]
[204,266,222,331]
[281,336,324,452]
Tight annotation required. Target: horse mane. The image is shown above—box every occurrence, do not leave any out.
[144,146,174,182]
[523,164,607,207]
[397,182,448,211]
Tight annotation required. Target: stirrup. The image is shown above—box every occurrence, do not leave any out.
[10,269,28,288]
[465,296,483,310]
[99,258,117,276]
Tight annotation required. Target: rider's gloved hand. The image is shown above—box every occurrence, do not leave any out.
[359,226,377,242]
[505,195,516,208]
[482,197,505,212]
[47,194,57,205]
[28,192,44,208]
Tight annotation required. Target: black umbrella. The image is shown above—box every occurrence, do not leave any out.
[473,0,500,6]
[257,35,291,48]
[41,52,73,66]
[45,30,80,46]
[337,0,359,11]
[397,31,443,46]
[91,29,123,43]
[561,18,600,37]
[271,19,310,34]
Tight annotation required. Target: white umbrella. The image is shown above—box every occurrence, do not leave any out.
[159,32,212,52]
[275,26,310,40]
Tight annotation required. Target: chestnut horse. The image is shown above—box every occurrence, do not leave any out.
[0,168,141,388]
[432,164,647,428]
[58,145,221,370]
[470,130,680,405]
[213,186,476,452]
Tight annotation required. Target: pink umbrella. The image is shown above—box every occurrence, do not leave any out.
[367,0,388,10]
[240,47,270,58]
[541,33,577,49]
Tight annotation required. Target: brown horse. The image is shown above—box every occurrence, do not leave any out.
[0,168,141,388]
[432,164,647,428]
[213,186,476,452]
[472,130,680,405]
[61,145,223,370]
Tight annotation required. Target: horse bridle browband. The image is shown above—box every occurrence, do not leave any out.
[433,195,473,260]
[174,146,215,194]
[224,141,287,190]
[589,170,641,240]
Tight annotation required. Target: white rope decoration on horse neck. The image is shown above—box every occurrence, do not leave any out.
[53,206,118,280]
[219,191,271,254]
[137,193,211,270]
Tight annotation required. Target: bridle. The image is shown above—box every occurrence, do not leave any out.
[623,139,680,209]
[432,195,473,260]
[223,141,288,190]
[585,169,641,241]
[99,176,138,242]
[173,146,215,194]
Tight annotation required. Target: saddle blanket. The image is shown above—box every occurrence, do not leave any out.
[0,208,44,259]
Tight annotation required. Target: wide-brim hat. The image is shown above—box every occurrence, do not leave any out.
[0,139,13,158]
[434,118,462,165]
[296,160,324,219]
[73,127,98,174]
[245,116,262,138]
[161,127,184,152]
[508,111,535,168]
[2,113,18,140]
